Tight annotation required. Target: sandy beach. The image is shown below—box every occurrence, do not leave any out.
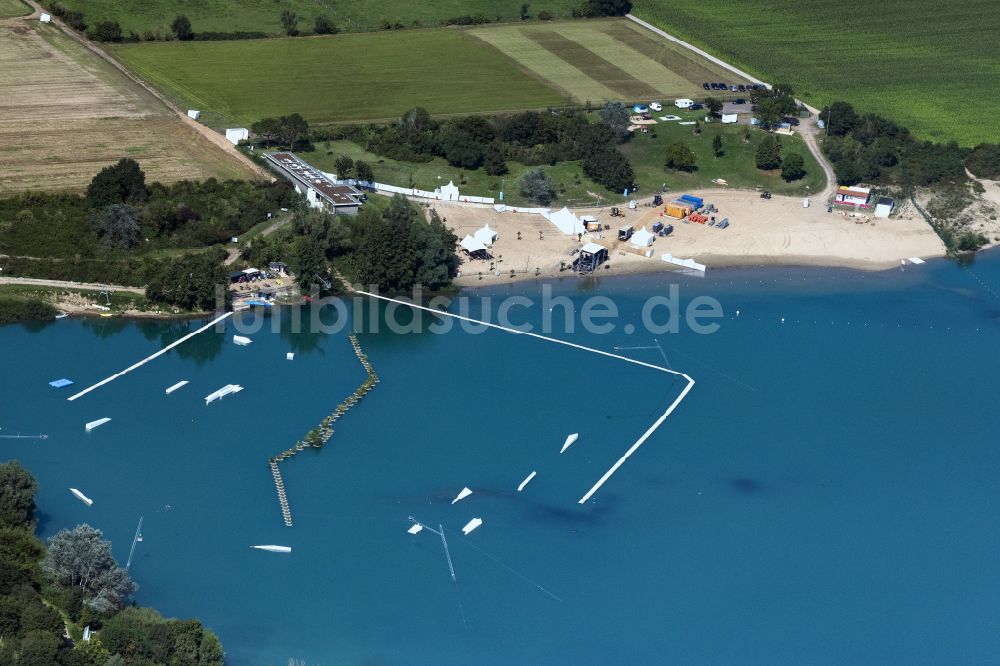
[441,189,947,286]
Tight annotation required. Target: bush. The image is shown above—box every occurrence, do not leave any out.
[88,20,122,42]
[171,15,193,40]
[755,135,782,171]
[520,168,556,205]
[314,15,337,34]
[956,231,988,252]
[445,13,490,25]
[966,143,1000,179]
[538,10,553,20]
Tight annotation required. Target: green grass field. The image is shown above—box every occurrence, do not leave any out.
[632,0,1000,145]
[302,111,822,207]
[54,0,582,35]
[469,20,736,105]
[112,31,566,128]
[0,0,29,17]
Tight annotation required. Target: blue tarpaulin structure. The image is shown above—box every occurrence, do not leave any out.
[49,379,74,388]
[245,300,272,308]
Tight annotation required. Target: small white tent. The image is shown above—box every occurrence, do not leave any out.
[39,13,51,22]
[187,109,201,120]
[460,235,487,254]
[548,207,584,235]
[721,113,738,124]
[225,128,249,145]
[630,227,655,248]
[473,224,497,246]
[439,181,460,201]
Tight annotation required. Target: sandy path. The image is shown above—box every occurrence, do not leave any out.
[0,277,145,294]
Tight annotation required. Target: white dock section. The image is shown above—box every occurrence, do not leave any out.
[517,471,537,492]
[67,312,233,401]
[165,380,189,395]
[205,384,243,404]
[354,290,695,505]
[85,418,111,432]
[69,488,93,505]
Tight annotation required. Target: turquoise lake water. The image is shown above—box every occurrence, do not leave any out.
[3,251,1000,664]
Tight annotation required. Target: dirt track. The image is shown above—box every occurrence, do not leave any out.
[0,276,145,294]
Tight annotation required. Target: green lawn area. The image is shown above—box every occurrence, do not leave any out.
[632,0,1000,145]
[55,0,582,36]
[112,31,565,128]
[622,114,826,195]
[0,0,29,17]
[468,19,735,105]
[302,113,823,207]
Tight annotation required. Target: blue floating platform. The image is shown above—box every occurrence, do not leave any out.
[245,300,272,308]
[49,379,74,388]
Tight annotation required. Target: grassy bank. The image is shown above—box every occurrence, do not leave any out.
[0,294,57,324]
[0,0,30,18]
[632,0,1000,145]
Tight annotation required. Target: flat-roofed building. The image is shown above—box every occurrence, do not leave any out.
[264,152,365,215]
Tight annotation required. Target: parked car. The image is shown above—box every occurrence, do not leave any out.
[650,102,663,111]
[703,82,711,90]
[717,82,727,89]
[730,85,738,92]
[737,84,746,92]
[709,83,719,90]
[782,116,800,126]
[688,103,704,111]
[734,98,746,105]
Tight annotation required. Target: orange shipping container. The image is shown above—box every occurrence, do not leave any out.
[665,204,689,219]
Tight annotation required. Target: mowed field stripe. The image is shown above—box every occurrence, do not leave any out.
[524,29,661,100]
[599,21,735,88]
[466,26,621,103]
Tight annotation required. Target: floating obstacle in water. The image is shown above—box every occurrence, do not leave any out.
[462,518,483,535]
[451,487,473,504]
[252,545,291,553]
[205,384,243,404]
[407,523,423,535]
[49,378,74,388]
[286,352,294,361]
[69,488,93,506]
[518,471,537,492]
[67,311,234,402]
[266,334,380,527]
[560,433,579,453]
[85,418,111,432]
[233,335,252,346]
[165,380,188,395]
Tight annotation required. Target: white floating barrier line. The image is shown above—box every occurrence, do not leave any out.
[560,433,579,453]
[165,380,189,395]
[67,312,233,401]
[451,487,473,504]
[251,545,291,553]
[69,488,93,506]
[84,418,111,432]
[462,517,483,535]
[517,471,537,492]
[354,290,695,505]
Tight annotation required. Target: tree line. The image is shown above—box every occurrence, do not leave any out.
[0,460,223,664]
[239,194,458,294]
[312,104,636,197]
[820,100,1000,187]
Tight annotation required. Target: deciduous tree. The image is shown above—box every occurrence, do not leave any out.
[0,461,36,529]
[755,135,782,170]
[42,525,137,615]
[781,152,806,181]
[171,15,193,40]
[92,204,140,250]
[664,141,697,172]
[520,168,556,205]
